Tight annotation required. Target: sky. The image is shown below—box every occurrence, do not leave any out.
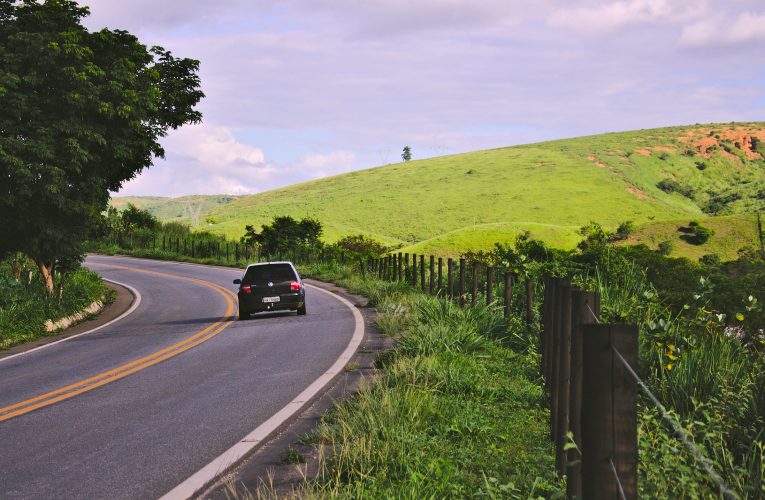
[79,0,765,197]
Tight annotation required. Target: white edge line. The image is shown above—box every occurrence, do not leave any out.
[160,283,365,500]
[0,279,142,364]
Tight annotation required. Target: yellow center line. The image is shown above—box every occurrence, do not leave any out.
[0,263,239,423]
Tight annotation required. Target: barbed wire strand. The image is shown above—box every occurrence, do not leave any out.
[608,457,628,500]
[586,303,601,324]
[611,345,738,500]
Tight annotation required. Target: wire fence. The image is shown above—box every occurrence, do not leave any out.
[543,277,737,499]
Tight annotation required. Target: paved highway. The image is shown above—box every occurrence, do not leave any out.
[0,255,360,499]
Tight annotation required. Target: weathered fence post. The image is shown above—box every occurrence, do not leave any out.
[420,254,425,291]
[459,258,466,307]
[406,253,411,282]
[447,258,454,300]
[429,255,435,295]
[582,324,638,500]
[503,272,513,319]
[397,252,403,281]
[567,290,601,499]
[555,284,573,476]
[411,253,417,288]
[471,262,479,305]
[486,266,494,305]
[525,277,535,326]
[438,257,443,295]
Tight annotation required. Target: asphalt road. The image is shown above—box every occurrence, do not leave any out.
[0,255,358,499]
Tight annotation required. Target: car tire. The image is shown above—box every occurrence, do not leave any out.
[239,306,250,320]
[297,305,307,316]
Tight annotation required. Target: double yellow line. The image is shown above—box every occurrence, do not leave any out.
[0,264,238,423]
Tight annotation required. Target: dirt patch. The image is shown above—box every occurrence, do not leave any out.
[634,149,651,156]
[677,125,765,160]
[625,187,648,200]
[587,154,609,168]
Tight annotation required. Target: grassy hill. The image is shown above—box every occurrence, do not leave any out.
[111,195,240,226]
[201,122,765,260]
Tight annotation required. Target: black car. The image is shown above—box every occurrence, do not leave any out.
[233,261,306,319]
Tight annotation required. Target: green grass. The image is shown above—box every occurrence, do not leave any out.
[277,263,562,498]
[0,260,108,350]
[192,122,765,260]
[618,214,760,261]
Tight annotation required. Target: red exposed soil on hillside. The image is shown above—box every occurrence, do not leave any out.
[677,125,765,159]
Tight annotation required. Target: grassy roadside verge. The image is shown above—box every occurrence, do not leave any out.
[0,259,108,350]
[273,262,562,498]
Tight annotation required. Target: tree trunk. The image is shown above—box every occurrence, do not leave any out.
[36,259,55,294]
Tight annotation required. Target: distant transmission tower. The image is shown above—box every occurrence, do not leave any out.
[182,201,204,226]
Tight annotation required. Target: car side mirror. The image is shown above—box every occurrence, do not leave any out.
[233,279,241,284]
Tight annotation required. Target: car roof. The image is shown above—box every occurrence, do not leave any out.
[245,261,295,267]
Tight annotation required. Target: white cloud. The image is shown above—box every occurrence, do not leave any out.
[680,11,765,47]
[165,123,266,170]
[296,151,357,179]
[548,0,700,34]
[117,123,274,196]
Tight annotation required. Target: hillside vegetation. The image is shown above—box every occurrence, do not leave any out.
[111,195,239,225]
[139,123,765,260]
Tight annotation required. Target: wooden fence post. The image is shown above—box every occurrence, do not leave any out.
[459,258,466,307]
[486,266,494,305]
[555,284,573,476]
[525,277,535,326]
[411,253,417,288]
[447,258,454,300]
[429,255,435,295]
[438,257,443,295]
[471,262,479,305]
[542,278,558,393]
[405,253,411,282]
[582,324,638,500]
[503,272,513,319]
[420,254,425,291]
[567,291,601,499]
[398,252,403,281]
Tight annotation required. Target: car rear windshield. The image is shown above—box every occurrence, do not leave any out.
[242,264,297,284]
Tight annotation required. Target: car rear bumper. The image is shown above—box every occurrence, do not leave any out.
[239,292,304,313]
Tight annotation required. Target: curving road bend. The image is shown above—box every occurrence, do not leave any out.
[0,255,359,499]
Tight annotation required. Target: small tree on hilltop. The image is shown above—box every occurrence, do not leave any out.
[402,146,412,162]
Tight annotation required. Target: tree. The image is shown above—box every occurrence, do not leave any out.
[241,216,323,257]
[0,0,204,292]
[401,146,411,162]
[120,204,159,231]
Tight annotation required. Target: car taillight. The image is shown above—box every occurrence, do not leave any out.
[290,281,302,291]
[242,285,252,293]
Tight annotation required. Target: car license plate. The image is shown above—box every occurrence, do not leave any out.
[262,296,280,303]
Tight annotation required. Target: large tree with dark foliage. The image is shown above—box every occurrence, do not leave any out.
[242,216,323,257]
[0,0,203,291]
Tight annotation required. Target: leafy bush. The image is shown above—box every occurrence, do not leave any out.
[657,240,673,255]
[681,221,715,245]
[657,178,694,198]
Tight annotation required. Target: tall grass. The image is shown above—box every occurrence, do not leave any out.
[0,259,106,349]
[278,265,562,498]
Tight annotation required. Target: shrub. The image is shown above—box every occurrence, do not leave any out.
[695,161,707,170]
[681,222,715,245]
[657,178,694,198]
[658,152,670,161]
[611,220,635,241]
[657,240,673,255]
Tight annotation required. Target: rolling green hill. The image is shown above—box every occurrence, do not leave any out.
[197,123,765,260]
[111,195,240,225]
